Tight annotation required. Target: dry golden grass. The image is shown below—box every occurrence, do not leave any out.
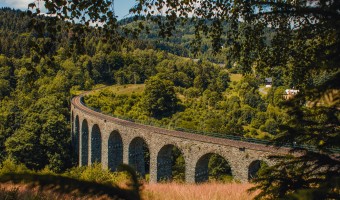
[1,182,258,200]
[142,182,258,200]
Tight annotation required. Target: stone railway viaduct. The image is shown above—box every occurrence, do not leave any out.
[71,95,289,183]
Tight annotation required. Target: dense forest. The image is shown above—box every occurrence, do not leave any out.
[119,17,277,65]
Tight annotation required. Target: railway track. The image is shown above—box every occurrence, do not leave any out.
[72,94,292,153]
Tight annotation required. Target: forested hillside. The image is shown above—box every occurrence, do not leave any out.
[0,8,177,171]
[119,17,276,65]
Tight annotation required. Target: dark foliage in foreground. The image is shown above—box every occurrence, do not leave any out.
[249,152,340,200]
[0,164,141,200]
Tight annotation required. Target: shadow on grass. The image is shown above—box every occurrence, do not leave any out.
[0,169,141,200]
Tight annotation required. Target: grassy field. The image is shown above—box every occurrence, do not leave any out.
[143,182,257,200]
[1,182,257,200]
[230,73,243,82]
[105,84,145,95]
[73,84,146,96]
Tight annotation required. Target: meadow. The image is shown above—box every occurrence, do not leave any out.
[0,182,257,200]
[143,182,257,200]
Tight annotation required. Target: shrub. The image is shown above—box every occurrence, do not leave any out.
[64,163,129,186]
[0,157,30,176]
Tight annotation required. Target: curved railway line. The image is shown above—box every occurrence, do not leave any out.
[72,94,290,153]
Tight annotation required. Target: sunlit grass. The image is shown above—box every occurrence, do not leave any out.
[92,84,108,90]
[143,182,258,200]
[230,73,243,82]
[71,84,146,97]
[89,84,145,96]
[1,182,258,200]
[107,84,145,95]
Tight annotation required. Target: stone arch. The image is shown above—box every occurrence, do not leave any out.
[248,160,268,181]
[195,153,232,183]
[157,144,185,182]
[108,130,123,171]
[81,119,89,166]
[91,124,102,164]
[74,115,80,163]
[129,137,150,178]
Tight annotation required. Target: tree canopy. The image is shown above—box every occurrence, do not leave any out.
[142,76,179,118]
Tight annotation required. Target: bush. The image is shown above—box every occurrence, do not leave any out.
[261,119,279,135]
[184,87,200,98]
[64,163,129,186]
[0,157,30,176]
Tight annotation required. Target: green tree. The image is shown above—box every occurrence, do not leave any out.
[0,98,16,163]
[215,70,230,92]
[5,117,45,169]
[172,147,185,182]
[267,86,287,106]
[142,76,178,118]
[208,154,232,182]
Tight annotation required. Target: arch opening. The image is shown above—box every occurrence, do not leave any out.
[74,116,80,164]
[81,119,89,166]
[248,160,268,181]
[157,144,185,182]
[129,137,150,179]
[195,153,232,183]
[91,124,102,164]
[108,131,123,171]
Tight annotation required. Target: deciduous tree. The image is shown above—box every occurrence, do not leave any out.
[142,76,178,118]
